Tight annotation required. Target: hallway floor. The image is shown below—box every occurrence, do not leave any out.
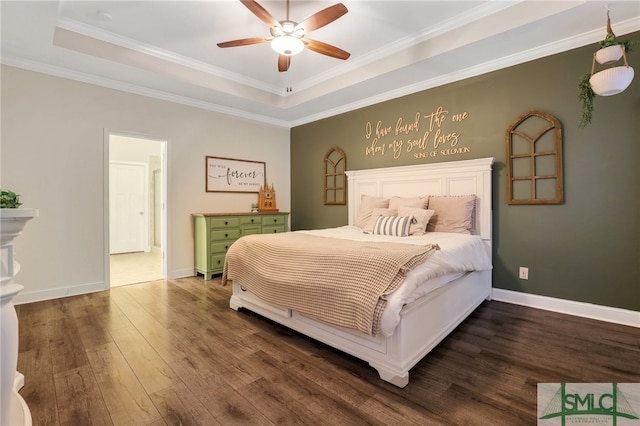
[110,247,163,287]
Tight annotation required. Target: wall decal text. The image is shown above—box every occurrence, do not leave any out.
[363,106,471,160]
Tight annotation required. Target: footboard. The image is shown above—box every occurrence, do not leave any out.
[229,269,491,387]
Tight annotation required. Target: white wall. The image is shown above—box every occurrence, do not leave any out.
[1,65,290,303]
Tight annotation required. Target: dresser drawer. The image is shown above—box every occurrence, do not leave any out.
[240,216,261,226]
[209,217,240,228]
[241,226,261,236]
[210,254,226,270]
[262,215,286,226]
[211,241,234,254]
[262,225,286,234]
[211,229,240,241]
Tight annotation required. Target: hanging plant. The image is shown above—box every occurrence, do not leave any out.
[0,189,22,208]
[578,11,636,127]
[598,18,636,52]
[578,73,595,128]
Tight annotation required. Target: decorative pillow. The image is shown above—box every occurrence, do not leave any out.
[372,215,415,237]
[426,195,476,234]
[397,206,435,236]
[388,196,428,210]
[363,208,398,233]
[354,195,389,229]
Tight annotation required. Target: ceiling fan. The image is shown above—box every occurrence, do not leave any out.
[217,0,350,72]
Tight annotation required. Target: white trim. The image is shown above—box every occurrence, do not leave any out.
[4,18,638,129]
[160,141,169,280]
[105,131,169,287]
[13,281,105,305]
[1,57,290,129]
[55,17,286,95]
[169,268,196,280]
[492,288,640,329]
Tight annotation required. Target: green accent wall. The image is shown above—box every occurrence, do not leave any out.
[291,33,640,312]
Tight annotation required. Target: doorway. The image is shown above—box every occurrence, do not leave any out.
[108,134,166,287]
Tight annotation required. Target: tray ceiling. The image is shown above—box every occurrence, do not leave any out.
[2,1,639,127]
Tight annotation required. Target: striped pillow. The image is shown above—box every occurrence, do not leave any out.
[372,215,415,237]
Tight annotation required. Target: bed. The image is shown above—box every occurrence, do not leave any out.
[223,157,494,387]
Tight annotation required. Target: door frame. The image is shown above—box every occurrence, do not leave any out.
[103,130,169,289]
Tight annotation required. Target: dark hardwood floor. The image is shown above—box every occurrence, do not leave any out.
[16,277,639,425]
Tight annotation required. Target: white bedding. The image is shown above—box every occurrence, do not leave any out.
[298,226,492,336]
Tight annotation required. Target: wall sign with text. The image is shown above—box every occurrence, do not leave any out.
[363,106,471,161]
[206,156,266,193]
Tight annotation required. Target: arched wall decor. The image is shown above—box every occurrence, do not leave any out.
[323,146,346,205]
[506,110,563,204]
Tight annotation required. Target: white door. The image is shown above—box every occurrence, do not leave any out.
[110,162,148,254]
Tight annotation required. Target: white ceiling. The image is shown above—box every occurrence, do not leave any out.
[2,1,639,127]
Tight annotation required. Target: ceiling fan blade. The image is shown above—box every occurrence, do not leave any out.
[297,3,348,33]
[303,38,350,60]
[240,0,279,28]
[278,55,291,72]
[217,37,270,48]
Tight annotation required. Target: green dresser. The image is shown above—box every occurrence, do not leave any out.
[192,212,289,280]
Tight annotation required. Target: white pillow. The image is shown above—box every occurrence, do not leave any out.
[363,208,398,233]
[397,206,435,236]
[354,195,389,229]
[372,215,415,237]
[388,196,428,210]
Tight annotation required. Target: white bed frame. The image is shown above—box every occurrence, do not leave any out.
[230,157,495,387]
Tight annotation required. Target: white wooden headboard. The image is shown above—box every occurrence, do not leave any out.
[345,157,495,240]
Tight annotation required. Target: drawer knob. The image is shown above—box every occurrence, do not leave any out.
[251,218,255,223]
[225,221,228,225]
[225,233,228,237]
[225,245,229,250]
[273,219,277,222]
[217,260,221,264]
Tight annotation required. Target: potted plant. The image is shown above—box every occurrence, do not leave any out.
[595,13,636,63]
[578,13,636,127]
[595,35,635,65]
[0,190,22,208]
[0,189,38,245]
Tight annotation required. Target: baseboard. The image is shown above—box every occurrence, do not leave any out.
[12,269,199,305]
[13,281,107,305]
[169,268,197,280]
[492,288,639,328]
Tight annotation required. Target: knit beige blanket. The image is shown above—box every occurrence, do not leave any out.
[222,232,439,336]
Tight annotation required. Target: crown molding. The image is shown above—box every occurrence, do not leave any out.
[0,56,290,128]
[4,17,638,129]
[289,17,640,127]
[56,17,280,96]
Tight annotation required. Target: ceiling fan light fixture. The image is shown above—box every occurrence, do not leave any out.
[271,35,304,56]
[281,21,296,33]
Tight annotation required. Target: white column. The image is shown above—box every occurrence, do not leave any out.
[1,209,37,426]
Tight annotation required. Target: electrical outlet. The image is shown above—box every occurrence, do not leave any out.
[519,267,529,280]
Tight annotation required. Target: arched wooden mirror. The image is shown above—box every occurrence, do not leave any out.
[324,146,346,205]
[506,111,563,204]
